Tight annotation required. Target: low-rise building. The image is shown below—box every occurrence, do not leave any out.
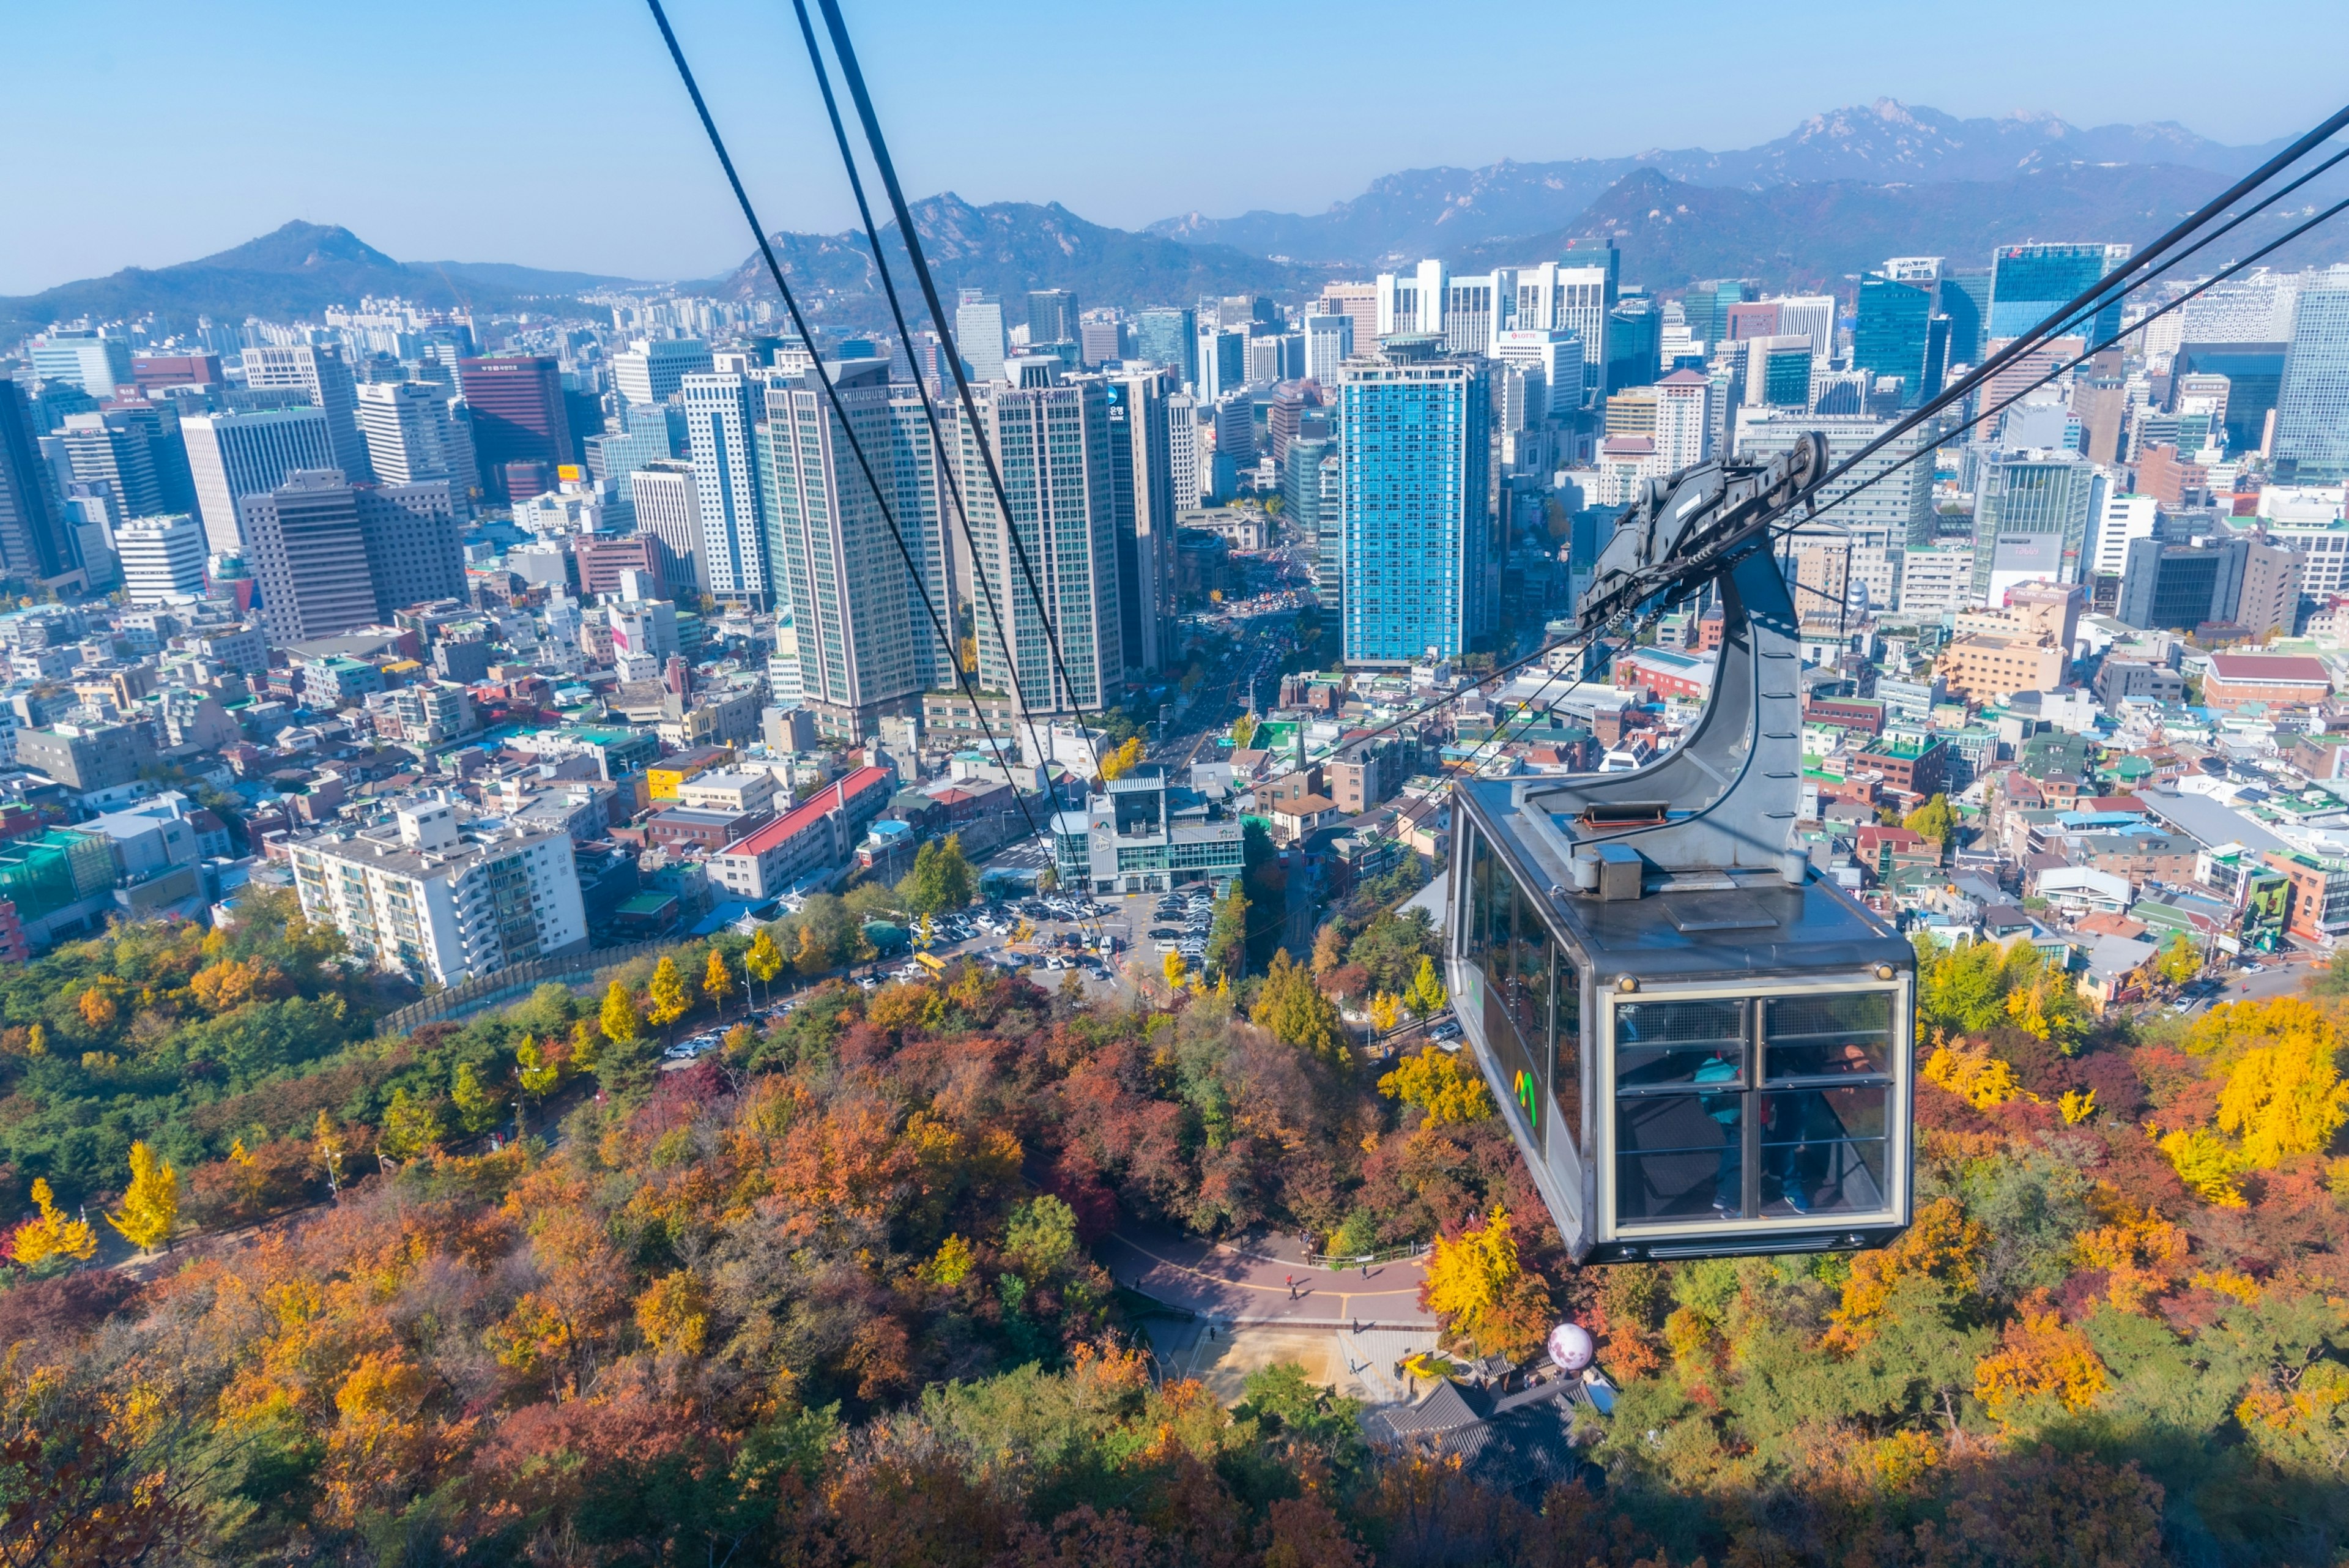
[707,765,894,900]
[2202,652,2332,708]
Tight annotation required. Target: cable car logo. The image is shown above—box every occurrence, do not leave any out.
[1514,1070,1538,1126]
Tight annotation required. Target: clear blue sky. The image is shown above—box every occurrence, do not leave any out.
[1,0,2337,295]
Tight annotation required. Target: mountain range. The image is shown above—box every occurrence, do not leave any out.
[1147,99,2297,265]
[4,101,2339,347]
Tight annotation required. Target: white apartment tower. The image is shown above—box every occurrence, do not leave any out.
[680,371,773,604]
[611,338,714,406]
[286,798,588,985]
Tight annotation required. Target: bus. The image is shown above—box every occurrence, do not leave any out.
[915,951,948,978]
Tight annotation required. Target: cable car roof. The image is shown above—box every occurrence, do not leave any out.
[1456,776,1909,984]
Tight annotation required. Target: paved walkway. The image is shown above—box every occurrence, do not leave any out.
[1102,1225,1436,1328]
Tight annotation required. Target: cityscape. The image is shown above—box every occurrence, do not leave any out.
[6,7,2349,1563]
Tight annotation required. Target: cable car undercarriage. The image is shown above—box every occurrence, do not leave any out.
[1445,436,1915,1263]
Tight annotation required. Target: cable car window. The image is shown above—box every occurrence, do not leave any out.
[1616,1069,1744,1222]
[1763,994,1891,1080]
[1759,1086,1890,1216]
[1553,954,1581,1150]
[1505,877,1553,1064]
[1616,998,1746,1089]
[1614,999,1749,1222]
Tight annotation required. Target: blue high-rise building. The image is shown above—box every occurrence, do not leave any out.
[1854,275,1935,401]
[1987,243,2131,346]
[2276,272,2349,484]
[1335,344,1491,666]
[1132,308,1197,387]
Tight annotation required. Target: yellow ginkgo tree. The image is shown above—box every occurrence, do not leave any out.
[106,1141,178,1254]
[6,1176,97,1266]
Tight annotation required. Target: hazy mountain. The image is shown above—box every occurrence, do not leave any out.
[1151,100,2294,266]
[1447,162,2349,294]
[705,192,1320,333]
[0,221,647,342]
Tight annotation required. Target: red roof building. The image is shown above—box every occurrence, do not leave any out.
[2203,652,2332,709]
[707,766,894,900]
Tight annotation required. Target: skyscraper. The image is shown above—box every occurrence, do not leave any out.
[956,379,1122,713]
[1133,308,1198,387]
[239,470,465,641]
[628,459,705,594]
[244,343,374,483]
[356,382,478,497]
[1971,451,2107,600]
[610,338,713,406]
[1987,243,2133,346]
[1606,297,1661,395]
[1317,282,1379,362]
[681,371,772,604]
[756,360,952,737]
[1103,369,1178,675]
[1284,434,1341,625]
[182,407,336,554]
[1212,392,1257,471]
[59,411,164,522]
[1444,271,1504,355]
[1652,370,1715,472]
[456,355,573,501]
[114,513,207,604]
[1375,260,1447,337]
[586,399,684,488]
[28,333,133,398]
[954,291,1009,383]
[1854,274,1937,404]
[0,378,76,584]
[1196,329,1247,406]
[1026,290,1079,349]
[2274,269,2349,483]
[1303,312,1355,386]
[1490,330,1585,423]
[1166,392,1201,508]
[1335,345,1491,666]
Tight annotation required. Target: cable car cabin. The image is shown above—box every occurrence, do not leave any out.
[1439,440,1913,1263]
[1446,787,1913,1263]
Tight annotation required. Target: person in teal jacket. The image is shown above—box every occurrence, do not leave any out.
[1694,1049,1742,1215]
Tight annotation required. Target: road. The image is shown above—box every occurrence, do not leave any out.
[2147,949,2321,1022]
[1100,1225,1434,1329]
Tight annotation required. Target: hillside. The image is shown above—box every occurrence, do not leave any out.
[705,192,1324,332]
[0,221,647,343]
[1151,98,2293,266]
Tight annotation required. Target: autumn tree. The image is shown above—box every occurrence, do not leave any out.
[76,987,116,1031]
[601,978,643,1049]
[1232,713,1258,750]
[516,1033,561,1100]
[2156,932,2202,989]
[1310,921,1346,979]
[703,948,735,1017]
[744,924,785,1006]
[1902,792,1957,856]
[1379,1046,1493,1124]
[1252,949,1345,1059]
[378,1087,443,1161]
[1162,949,1189,992]
[1098,735,1145,782]
[105,1141,177,1253]
[1405,954,1448,1019]
[646,955,690,1038]
[1422,1207,1551,1358]
[6,1176,96,1266]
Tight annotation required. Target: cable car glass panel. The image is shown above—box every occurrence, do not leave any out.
[1614,999,1750,1224]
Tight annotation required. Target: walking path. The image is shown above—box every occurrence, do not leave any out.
[1102,1225,1437,1328]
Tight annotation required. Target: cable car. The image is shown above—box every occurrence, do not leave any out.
[1445,437,1913,1262]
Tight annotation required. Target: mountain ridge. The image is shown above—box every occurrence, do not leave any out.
[0,221,650,343]
[1148,98,2294,265]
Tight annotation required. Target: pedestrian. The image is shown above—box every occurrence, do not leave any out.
[1286,1273,1296,1301]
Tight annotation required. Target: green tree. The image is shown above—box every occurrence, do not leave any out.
[897,834,977,918]
[450,1061,499,1135]
[1231,713,1257,750]
[1206,882,1250,978]
[515,1033,560,1099]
